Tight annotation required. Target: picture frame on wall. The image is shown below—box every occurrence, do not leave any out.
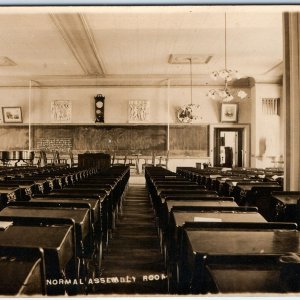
[2,106,23,123]
[221,103,238,122]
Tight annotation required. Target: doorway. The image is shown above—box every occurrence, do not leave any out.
[214,128,244,167]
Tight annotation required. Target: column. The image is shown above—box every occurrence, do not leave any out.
[283,12,300,190]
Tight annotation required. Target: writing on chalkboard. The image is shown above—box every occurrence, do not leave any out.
[37,138,73,151]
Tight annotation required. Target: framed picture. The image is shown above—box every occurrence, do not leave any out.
[221,103,238,122]
[2,107,22,123]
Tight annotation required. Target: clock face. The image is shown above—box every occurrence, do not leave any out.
[96,101,103,108]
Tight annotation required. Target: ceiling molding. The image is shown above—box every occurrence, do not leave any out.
[50,13,105,76]
[0,56,17,66]
[263,61,283,75]
[168,54,212,64]
[0,73,282,88]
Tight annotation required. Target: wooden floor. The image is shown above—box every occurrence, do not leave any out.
[93,184,168,295]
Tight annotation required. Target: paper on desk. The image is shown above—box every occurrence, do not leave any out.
[194,217,222,222]
[0,221,13,230]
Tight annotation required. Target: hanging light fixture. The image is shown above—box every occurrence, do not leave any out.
[177,58,201,123]
[208,13,247,102]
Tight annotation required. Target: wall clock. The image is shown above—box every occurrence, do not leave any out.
[94,94,105,123]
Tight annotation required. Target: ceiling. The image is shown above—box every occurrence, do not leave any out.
[0,6,288,87]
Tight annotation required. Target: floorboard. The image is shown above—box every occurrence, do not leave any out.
[92,184,168,295]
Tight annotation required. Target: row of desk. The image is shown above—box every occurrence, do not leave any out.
[177,166,300,225]
[145,166,300,294]
[0,164,130,296]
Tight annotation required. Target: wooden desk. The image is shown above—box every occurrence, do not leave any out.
[180,226,300,294]
[204,254,300,294]
[31,197,100,225]
[0,225,74,295]
[35,192,109,248]
[51,187,115,233]
[166,200,238,213]
[0,187,18,209]
[172,209,265,227]
[5,179,45,196]
[167,209,266,293]
[235,183,283,220]
[30,197,102,274]
[271,192,300,223]
[160,192,219,204]
[0,207,90,257]
[156,186,206,196]
[0,249,44,295]
[24,175,55,192]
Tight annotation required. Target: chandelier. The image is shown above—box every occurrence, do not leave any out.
[208,13,247,102]
[177,58,201,123]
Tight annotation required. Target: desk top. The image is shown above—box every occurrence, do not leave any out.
[272,194,300,205]
[0,187,19,194]
[174,211,266,227]
[55,187,111,195]
[185,229,300,255]
[157,187,206,195]
[162,194,219,203]
[167,200,237,212]
[31,198,100,221]
[156,183,199,188]
[0,225,73,272]
[78,181,117,189]
[39,192,106,200]
[237,183,281,191]
[0,207,89,238]
[0,225,72,252]
[154,181,192,185]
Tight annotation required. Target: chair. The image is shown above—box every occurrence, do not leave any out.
[126,153,140,174]
[43,150,58,166]
[36,150,47,167]
[57,151,70,166]
[142,151,156,173]
[111,152,127,166]
[69,150,78,167]
[156,151,169,169]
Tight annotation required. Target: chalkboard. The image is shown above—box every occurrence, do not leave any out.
[0,124,209,156]
[32,125,167,152]
[0,126,29,150]
[169,125,208,156]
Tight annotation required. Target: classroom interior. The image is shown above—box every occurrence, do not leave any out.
[0,5,300,296]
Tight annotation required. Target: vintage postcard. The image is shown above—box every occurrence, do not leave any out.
[0,3,299,297]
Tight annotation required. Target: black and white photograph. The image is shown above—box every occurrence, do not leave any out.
[0,2,300,297]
